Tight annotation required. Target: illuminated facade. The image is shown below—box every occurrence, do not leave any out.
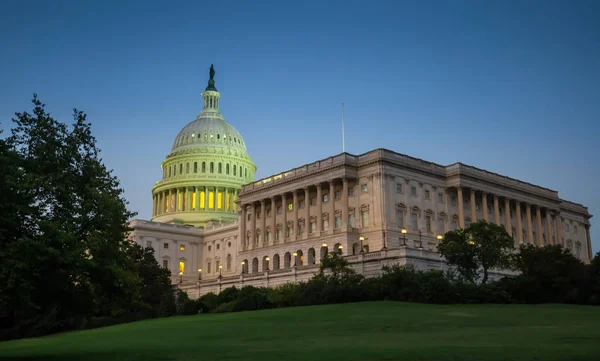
[130,67,594,297]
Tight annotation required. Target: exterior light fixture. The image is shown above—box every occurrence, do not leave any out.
[437,235,443,240]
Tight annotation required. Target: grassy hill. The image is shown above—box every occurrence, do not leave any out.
[0,301,599,361]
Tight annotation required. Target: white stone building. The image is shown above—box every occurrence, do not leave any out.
[129,67,593,298]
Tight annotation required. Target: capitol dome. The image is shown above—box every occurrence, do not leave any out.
[151,65,256,227]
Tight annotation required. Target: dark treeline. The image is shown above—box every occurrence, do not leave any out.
[0,97,177,341]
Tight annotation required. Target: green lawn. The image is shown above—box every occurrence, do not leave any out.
[1,301,599,361]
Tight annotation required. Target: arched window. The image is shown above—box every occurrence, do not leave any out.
[193,162,198,173]
[202,162,206,172]
[308,248,316,265]
[284,252,291,268]
[320,245,328,260]
[233,165,237,176]
[186,162,190,174]
[252,257,259,274]
[168,167,172,177]
[352,243,361,255]
[173,165,176,176]
[226,254,232,270]
[179,164,183,174]
[273,254,280,270]
[210,162,214,173]
[218,163,222,173]
[226,163,230,175]
[245,168,247,178]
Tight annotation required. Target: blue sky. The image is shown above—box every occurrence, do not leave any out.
[1,0,599,250]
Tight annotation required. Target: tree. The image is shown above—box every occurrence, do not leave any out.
[438,220,513,284]
[0,95,139,337]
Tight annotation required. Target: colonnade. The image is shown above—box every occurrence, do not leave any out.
[152,186,239,217]
[238,178,355,251]
[455,187,562,246]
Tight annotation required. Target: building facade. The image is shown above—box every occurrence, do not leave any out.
[130,68,593,297]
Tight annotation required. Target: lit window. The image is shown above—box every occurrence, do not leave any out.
[209,191,214,209]
[288,203,293,211]
[361,184,368,193]
[411,186,417,196]
[180,245,185,251]
[425,190,430,199]
[179,261,185,274]
[323,194,329,203]
[163,260,168,269]
[438,192,444,203]
[164,243,169,249]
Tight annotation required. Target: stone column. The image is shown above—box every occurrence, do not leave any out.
[195,186,200,211]
[204,186,208,211]
[481,192,488,222]
[556,213,563,246]
[329,180,335,230]
[585,224,593,261]
[225,188,229,211]
[546,210,554,245]
[240,205,247,250]
[536,207,544,246]
[293,190,299,238]
[515,202,523,244]
[526,204,534,245]
[271,197,276,242]
[470,190,477,223]
[167,189,172,212]
[304,187,310,236]
[342,179,349,229]
[250,203,256,249]
[457,187,465,228]
[174,188,179,212]
[316,184,322,233]
[504,198,512,233]
[493,196,500,225]
[186,188,192,211]
[260,200,266,246]
[282,193,287,240]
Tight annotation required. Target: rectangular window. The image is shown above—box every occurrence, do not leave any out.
[216,260,220,271]
[438,192,444,203]
[323,219,329,230]
[396,210,404,228]
[192,192,197,210]
[396,183,403,193]
[361,184,368,193]
[310,221,317,233]
[310,197,317,205]
[247,213,251,221]
[164,243,169,249]
[208,191,215,209]
[299,200,305,209]
[162,260,168,269]
[335,216,341,229]
[451,196,457,206]
[411,213,418,230]
[216,244,220,250]
[349,214,355,228]
[277,206,282,214]
[323,194,328,203]
[411,186,417,196]
[267,209,271,217]
[476,202,481,211]
[425,216,431,232]
[179,261,185,274]
[361,211,369,228]
[438,218,445,234]
[267,231,272,242]
[286,226,292,238]
[208,262,212,273]
[335,190,341,200]
[217,192,223,209]
[256,211,261,219]
[288,203,293,211]
[425,190,430,199]
[180,244,185,251]
[277,229,282,240]
[146,240,152,248]
[348,187,354,196]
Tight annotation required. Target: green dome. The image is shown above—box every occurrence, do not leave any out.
[150,68,256,227]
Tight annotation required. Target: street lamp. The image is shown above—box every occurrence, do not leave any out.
[265,257,270,271]
[293,252,298,267]
[322,242,327,247]
[338,245,343,254]
[218,264,223,278]
[241,260,246,274]
[401,228,407,246]
[359,236,365,253]
[197,268,202,281]
[437,234,443,241]
[417,230,423,249]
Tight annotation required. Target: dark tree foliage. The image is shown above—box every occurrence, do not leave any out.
[0,96,174,339]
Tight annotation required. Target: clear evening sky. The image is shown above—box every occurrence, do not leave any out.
[1,1,598,250]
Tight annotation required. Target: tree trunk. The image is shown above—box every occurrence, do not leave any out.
[482,267,489,284]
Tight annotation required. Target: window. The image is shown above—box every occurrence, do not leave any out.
[180,244,185,251]
[277,206,282,214]
[256,211,261,219]
[451,220,457,230]
[207,261,212,273]
[396,183,403,193]
[179,164,183,174]
[425,216,432,232]
[286,226,292,238]
[193,162,198,173]
[425,190,430,199]
[208,245,212,251]
[565,223,570,232]
[322,219,329,230]
[476,202,481,211]
[247,214,251,221]
[349,214,355,228]
[162,260,169,269]
[438,218,445,234]
[216,244,220,250]
[411,213,418,230]
[227,255,232,270]
[226,164,230,174]
[179,261,185,274]
[186,163,190,174]
[361,211,369,228]
[277,229,282,241]
[233,165,237,176]
[335,216,342,229]
[335,190,341,200]
[396,210,404,228]
[361,184,368,193]
[210,162,214,173]
[323,194,329,202]
[574,225,578,234]
[146,240,152,248]
[411,186,417,196]
[164,243,169,249]
[487,204,493,214]
[299,200,305,209]
[310,221,317,233]
[438,192,444,203]
[288,203,293,211]
[202,162,206,172]
[310,197,317,206]
[451,196,457,206]
[216,260,220,271]
[267,208,271,217]
[348,187,354,196]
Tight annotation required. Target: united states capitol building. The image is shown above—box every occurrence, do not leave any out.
[129,66,593,298]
